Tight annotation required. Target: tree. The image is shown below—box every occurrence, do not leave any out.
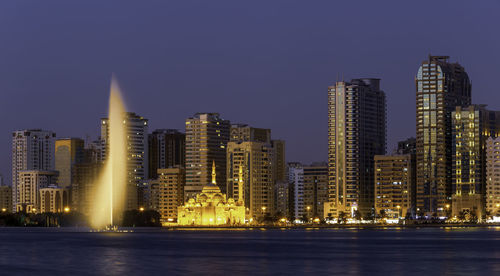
[353,210,362,221]
[338,211,347,224]
[364,210,375,222]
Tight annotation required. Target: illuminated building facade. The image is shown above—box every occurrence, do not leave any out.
[374,155,414,219]
[415,56,471,216]
[226,141,274,220]
[288,162,304,221]
[326,78,386,218]
[101,112,148,210]
[230,124,271,143]
[71,162,101,215]
[39,185,70,213]
[0,184,12,212]
[275,180,290,219]
[55,138,84,189]
[486,137,500,216]
[452,105,500,219]
[148,129,185,179]
[303,163,328,220]
[178,162,245,225]
[16,170,58,213]
[156,167,185,223]
[185,113,230,200]
[11,129,56,212]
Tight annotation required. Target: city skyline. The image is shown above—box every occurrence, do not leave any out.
[2,1,500,184]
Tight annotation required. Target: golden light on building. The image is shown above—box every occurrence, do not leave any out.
[177,161,245,226]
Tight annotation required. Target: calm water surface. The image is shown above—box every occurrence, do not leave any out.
[0,227,499,275]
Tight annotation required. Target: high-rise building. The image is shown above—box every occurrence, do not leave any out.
[184,113,230,200]
[226,141,274,220]
[12,129,56,212]
[271,140,286,183]
[303,162,328,220]
[397,137,416,155]
[155,167,185,223]
[415,56,471,216]
[72,162,102,215]
[16,170,58,213]
[288,162,304,221]
[451,105,500,219]
[55,138,85,188]
[374,155,414,220]
[70,140,105,215]
[230,124,271,144]
[275,180,290,219]
[148,129,185,179]
[101,112,148,210]
[486,137,500,217]
[326,78,386,218]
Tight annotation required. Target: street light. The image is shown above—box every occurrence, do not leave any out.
[396,205,401,219]
[139,207,145,212]
[64,207,70,213]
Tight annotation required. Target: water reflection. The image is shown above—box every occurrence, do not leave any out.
[0,228,499,274]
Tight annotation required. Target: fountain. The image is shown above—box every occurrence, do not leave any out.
[90,77,128,230]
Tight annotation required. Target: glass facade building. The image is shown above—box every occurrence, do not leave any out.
[415,56,471,216]
[326,78,386,218]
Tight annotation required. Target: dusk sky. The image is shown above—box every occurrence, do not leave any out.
[1,0,500,184]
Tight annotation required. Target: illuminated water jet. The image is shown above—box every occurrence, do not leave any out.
[90,77,128,229]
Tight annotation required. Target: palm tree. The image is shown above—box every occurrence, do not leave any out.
[338,211,347,224]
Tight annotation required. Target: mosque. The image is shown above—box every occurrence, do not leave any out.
[177,162,245,226]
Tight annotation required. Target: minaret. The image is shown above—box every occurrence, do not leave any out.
[238,166,244,204]
[211,160,217,185]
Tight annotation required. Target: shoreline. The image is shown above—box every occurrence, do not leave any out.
[164,223,500,230]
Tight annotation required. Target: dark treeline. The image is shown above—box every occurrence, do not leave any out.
[0,210,161,227]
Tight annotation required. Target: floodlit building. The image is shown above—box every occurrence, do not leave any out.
[39,185,70,213]
[184,113,230,200]
[11,129,56,212]
[156,167,185,223]
[415,56,471,216]
[71,162,102,215]
[148,129,185,179]
[486,137,500,217]
[16,170,58,213]
[451,105,500,219]
[178,162,245,225]
[326,78,386,218]
[101,112,148,210]
[55,138,85,188]
[226,141,274,220]
[374,155,414,220]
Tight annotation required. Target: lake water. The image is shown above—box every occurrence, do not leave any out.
[0,226,499,275]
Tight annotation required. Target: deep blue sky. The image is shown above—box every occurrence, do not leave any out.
[1,0,500,184]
